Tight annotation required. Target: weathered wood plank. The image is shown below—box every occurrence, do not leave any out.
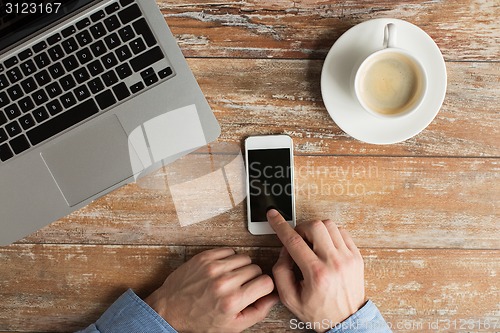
[20,156,499,249]
[157,0,500,61]
[187,59,500,157]
[0,245,498,332]
[0,245,185,332]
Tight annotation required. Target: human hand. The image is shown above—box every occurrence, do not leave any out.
[267,209,365,332]
[145,248,279,333]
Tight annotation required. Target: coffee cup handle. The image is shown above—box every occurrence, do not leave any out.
[384,23,397,48]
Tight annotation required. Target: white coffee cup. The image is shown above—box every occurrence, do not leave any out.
[354,23,427,118]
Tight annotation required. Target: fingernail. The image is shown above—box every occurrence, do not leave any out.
[267,209,279,217]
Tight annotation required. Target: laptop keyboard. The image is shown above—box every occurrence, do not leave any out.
[0,0,175,163]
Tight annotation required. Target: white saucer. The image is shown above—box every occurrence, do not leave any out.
[321,18,447,144]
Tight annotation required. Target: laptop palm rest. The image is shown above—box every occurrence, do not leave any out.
[41,115,144,207]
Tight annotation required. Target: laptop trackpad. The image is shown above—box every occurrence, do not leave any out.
[41,115,143,207]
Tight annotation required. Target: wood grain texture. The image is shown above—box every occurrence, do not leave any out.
[187,58,500,157]
[0,245,498,332]
[20,155,499,249]
[157,0,500,61]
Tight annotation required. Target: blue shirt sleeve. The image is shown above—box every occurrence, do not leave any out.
[77,289,178,333]
[326,300,392,333]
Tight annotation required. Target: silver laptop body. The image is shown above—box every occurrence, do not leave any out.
[0,0,220,245]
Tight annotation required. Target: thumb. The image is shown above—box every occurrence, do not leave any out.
[238,293,279,327]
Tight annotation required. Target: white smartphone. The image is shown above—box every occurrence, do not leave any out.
[245,135,296,235]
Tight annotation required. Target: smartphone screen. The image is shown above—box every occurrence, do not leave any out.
[247,148,293,222]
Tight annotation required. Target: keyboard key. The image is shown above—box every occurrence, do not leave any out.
[115,45,132,62]
[4,56,18,68]
[47,100,63,116]
[33,41,47,53]
[133,18,157,47]
[10,135,30,154]
[95,89,116,110]
[76,18,91,30]
[19,114,36,130]
[104,32,120,50]
[0,143,14,161]
[0,128,8,142]
[62,55,79,72]
[18,96,35,113]
[129,81,144,94]
[104,15,120,31]
[48,63,65,79]
[0,74,8,89]
[91,10,106,22]
[34,52,50,69]
[6,121,22,137]
[60,92,77,109]
[142,71,158,86]
[76,30,93,46]
[48,45,65,61]
[18,49,33,61]
[0,92,10,107]
[74,67,90,84]
[0,111,7,125]
[47,33,62,45]
[105,2,121,14]
[33,107,49,123]
[60,74,76,90]
[46,82,62,98]
[7,68,23,83]
[88,60,104,76]
[27,99,99,146]
[132,47,164,76]
[120,0,134,6]
[62,25,76,37]
[33,89,49,106]
[61,37,78,54]
[74,85,91,101]
[129,37,146,54]
[158,67,173,79]
[118,4,141,25]
[7,84,23,101]
[20,60,37,76]
[118,26,135,42]
[88,77,105,94]
[35,69,51,86]
[102,52,118,69]
[21,77,37,94]
[90,22,106,39]
[5,104,21,120]
[101,70,118,86]
[76,47,93,65]
[90,40,107,57]
[116,63,132,79]
[113,82,130,101]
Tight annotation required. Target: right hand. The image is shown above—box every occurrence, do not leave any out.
[267,209,366,333]
[145,248,278,333]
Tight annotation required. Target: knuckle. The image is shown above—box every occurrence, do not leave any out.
[219,294,239,314]
[310,261,329,285]
[203,262,221,278]
[211,274,231,294]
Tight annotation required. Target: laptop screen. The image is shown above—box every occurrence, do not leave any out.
[0,0,95,52]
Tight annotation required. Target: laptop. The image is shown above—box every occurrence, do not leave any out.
[0,0,221,245]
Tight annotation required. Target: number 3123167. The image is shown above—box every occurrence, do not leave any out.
[5,2,62,14]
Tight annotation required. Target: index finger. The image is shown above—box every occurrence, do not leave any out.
[267,209,317,270]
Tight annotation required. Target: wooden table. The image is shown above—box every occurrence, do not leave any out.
[1,1,499,332]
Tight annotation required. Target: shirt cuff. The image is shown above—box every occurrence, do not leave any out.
[85,289,178,333]
[326,300,392,333]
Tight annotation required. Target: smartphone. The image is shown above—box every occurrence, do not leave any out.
[245,135,296,235]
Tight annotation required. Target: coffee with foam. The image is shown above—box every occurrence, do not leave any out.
[356,51,425,116]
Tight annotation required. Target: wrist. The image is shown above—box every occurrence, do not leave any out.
[144,290,186,333]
